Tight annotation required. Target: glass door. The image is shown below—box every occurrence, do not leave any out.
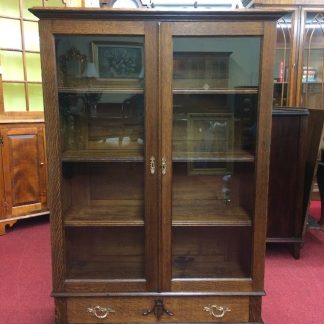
[159,21,271,292]
[273,11,298,107]
[299,10,324,110]
[53,24,159,292]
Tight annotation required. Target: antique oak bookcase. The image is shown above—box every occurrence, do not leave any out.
[32,7,283,324]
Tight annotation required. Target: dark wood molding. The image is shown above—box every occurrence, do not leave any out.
[52,291,266,297]
[30,7,287,21]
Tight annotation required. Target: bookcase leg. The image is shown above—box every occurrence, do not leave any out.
[55,298,68,324]
[293,242,301,259]
[0,220,17,235]
[250,296,262,322]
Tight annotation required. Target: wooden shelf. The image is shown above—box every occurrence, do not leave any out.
[173,150,255,162]
[62,150,254,163]
[64,201,144,226]
[58,87,258,95]
[67,257,144,279]
[173,88,258,95]
[62,150,144,162]
[302,81,324,84]
[172,257,249,278]
[172,200,251,226]
[58,87,143,94]
[276,46,291,50]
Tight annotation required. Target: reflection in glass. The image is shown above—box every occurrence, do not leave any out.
[172,37,260,279]
[56,35,146,281]
[56,35,145,159]
[59,92,144,158]
[173,37,260,89]
[302,12,324,109]
[273,14,292,107]
[3,83,26,111]
[55,35,144,89]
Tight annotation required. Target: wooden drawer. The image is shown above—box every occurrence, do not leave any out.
[67,296,249,323]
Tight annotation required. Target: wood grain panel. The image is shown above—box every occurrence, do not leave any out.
[8,131,40,206]
[171,279,253,293]
[0,113,44,123]
[1,125,47,217]
[143,21,160,292]
[171,22,264,36]
[249,296,262,323]
[51,20,145,35]
[66,296,249,323]
[160,22,173,292]
[267,109,309,251]
[39,19,66,291]
[251,21,277,290]
[64,280,147,293]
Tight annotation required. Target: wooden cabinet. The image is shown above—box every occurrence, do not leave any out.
[0,122,48,235]
[32,7,283,323]
[254,1,324,111]
[267,108,309,258]
[267,108,324,258]
[254,0,324,248]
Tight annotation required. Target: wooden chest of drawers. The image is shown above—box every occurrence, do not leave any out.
[66,296,250,323]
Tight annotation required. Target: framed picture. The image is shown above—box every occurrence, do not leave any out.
[92,42,144,85]
[187,113,234,175]
[59,47,87,86]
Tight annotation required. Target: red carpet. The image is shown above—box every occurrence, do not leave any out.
[0,216,54,324]
[0,202,323,324]
[263,201,324,324]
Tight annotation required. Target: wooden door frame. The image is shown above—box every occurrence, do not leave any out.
[1,125,44,216]
[39,18,160,293]
[296,7,324,108]
[159,20,276,293]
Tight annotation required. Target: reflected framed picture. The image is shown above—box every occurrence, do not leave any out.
[173,52,232,89]
[187,113,234,175]
[59,47,87,86]
[91,41,144,85]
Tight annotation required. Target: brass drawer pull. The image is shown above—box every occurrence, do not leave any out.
[161,157,167,175]
[204,304,231,318]
[150,156,156,175]
[87,305,115,319]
